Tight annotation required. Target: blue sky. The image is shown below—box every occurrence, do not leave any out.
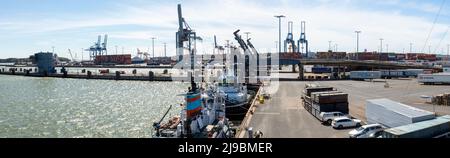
[1,0,450,59]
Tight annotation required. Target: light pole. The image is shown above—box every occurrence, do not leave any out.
[274,15,285,54]
[328,41,332,51]
[151,37,156,58]
[164,43,167,57]
[355,31,361,53]
[244,32,251,41]
[379,38,384,53]
[410,43,413,53]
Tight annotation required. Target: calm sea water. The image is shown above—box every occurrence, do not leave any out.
[0,75,188,138]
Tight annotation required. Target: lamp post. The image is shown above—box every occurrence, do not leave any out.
[355,31,361,53]
[379,38,384,53]
[328,41,332,51]
[151,37,156,58]
[274,15,285,54]
[164,43,167,57]
[410,43,413,53]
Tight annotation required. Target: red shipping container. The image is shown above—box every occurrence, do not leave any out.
[95,54,132,65]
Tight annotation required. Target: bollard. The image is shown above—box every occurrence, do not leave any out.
[149,71,154,81]
[132,69,137,75]
[43,70,48,77]
[115,71,121,80]
[247,127,254,138]
[11,69,16,75]
[60,67,66,74]
[25,70,30,76]
[34,68,37,72]
[82,69,86,73]
[20,68,22,72]
[63,70,68,78]
[163,69,168,74]
[87,71,92,79]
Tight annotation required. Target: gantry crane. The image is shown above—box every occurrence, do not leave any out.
[284,21,297,53]
[86,34,108,61]
[297,21,309,57]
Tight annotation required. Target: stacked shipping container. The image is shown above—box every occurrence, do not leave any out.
[95,54,132,65]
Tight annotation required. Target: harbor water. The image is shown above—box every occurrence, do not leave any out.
[0,75,188,138]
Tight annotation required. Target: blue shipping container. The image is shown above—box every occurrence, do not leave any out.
[312,67,332,74]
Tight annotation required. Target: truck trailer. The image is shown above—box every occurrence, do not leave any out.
[418,73,450,84]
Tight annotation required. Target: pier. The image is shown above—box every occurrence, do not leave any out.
[238,73,450,138]
[0,71,176,82]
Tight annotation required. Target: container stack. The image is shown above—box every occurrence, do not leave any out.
[302,84,349,120]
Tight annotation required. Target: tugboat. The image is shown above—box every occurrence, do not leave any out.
[217,73,255,120]
[152,80,235,138]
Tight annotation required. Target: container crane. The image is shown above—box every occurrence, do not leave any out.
[297,21,309,57]
[86,34,108,61]
[176,4,199,63]
[284,21,297,53]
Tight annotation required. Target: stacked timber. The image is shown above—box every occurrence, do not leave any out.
[432,93,450,106]
[302,84,349,120]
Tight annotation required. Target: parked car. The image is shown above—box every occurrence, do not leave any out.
[319,112,348,125]
[369,130,384,138]
[332,117,362,129]
[348,124,384,138]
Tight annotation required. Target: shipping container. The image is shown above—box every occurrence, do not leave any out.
[316,52,347,60]
[312,67,332,74]
[95,54,132,65]
[366,99,435,128]
[350,71,381,80]
[396,54,406,60]
[417,54,437,61]
[381,70,405,78]
[418,73,450,84]
[382,115,450,138]
[403,69,425,77]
